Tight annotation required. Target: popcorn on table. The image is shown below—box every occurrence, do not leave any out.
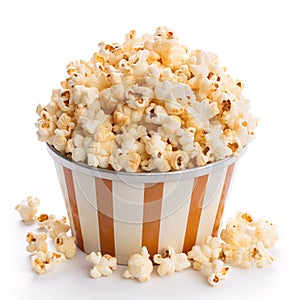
[153,246,191,276]
[35,213,56,229]
[48,216,70,238]
[15,196,40,222]
[16,198,278,285]
[31,251,66,274]
[54,233,76,259]
[36,26,257,172]
[123,246,153,282]
[200,260,231,287]
[26,232,48,253]
[220,211,278,268]
[86,252,117,278]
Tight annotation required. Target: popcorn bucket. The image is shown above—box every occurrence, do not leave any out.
[47,145,244,265]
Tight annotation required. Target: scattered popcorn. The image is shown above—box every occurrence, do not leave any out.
[123,246,153,282]
[186,212,278,286]
[188,244,231,287]
[202,236,223,261]
[220,212,278,268]
[249,242,274,268]
[31,251,66,275]
[16,197,278,286]
[254,218,278,249]
[86,252,117,278]
[48,216,70,238]
[35,213,56,229]
[26,232,48,253]
[200,260,231,287]
[36,26,257,172]
[54,233,76,259]
[153,246,191,276]
[15,196,40,222]
[187,245,209,271]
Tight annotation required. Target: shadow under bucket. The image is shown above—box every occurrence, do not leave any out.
[47,144,244,265]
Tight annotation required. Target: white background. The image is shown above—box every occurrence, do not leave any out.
[1,0,297,299]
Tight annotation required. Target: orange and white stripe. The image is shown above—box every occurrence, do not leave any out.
[49,146,239,265]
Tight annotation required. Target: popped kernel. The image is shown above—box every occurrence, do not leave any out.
[153,246,190,276]
[48,216,70,239]
[200,260,231,287]
[254,218,278,249]
[86,252,117,278]
[31,251,66,275]
[15,196,40,222]
[36,213,55,229]
[54,233,76,259]
[123,246,153,282]
[26,232,48,253]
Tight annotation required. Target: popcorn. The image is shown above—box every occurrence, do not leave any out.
[35,107,56,142]
[202,236,223,261]
[26,232,48,253]
[220,212,278,268]
[220,217,252,248]
[144,131,167,156]
[86,252,117,278]
[167,150,189,170]
[15,196,40,222]
[52,89,75,113]
[54,233,76,259]
[72,85,99,106]
[109,147,141,172]
[249,242,274,268]
[187,210,277,287]
[123,246,153,282]
[144,103,169,125]
[31,251,66,275]
[188,241,230,287]
[254,218,278,249]
[125,84,153,110]
[48,216,70,239]
[187,245,209,271]
[153,246,191,276]
[36,213,56,228]
[36,26,257,172]
[71,134,94,163]
[200,260,231,287]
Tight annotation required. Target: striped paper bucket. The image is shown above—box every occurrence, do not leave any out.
[47,145,243,265]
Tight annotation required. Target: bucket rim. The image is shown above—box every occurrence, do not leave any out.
[47,144,246,183]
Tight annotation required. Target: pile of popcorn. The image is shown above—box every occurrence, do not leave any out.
[36,26,257,172]
[16,196,277,286]
[15,196,77,274]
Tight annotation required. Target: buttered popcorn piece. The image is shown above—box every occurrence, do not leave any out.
[31,251,66,275]
[48,216,70,238]
[86,252,117,278]
[54,233,76,259]
[36,26,257,172]
[254,218,278,249]
[36,213,56,229]
[220,212,278,268]
[26,232,48,253]
[202,236,223,261]
[153,246,191,276]
[187,245,209,271]
[200,260,231,287]
[15,196,40,222]
[123,246,153,282]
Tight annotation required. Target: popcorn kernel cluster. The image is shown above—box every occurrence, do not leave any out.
[15,196,77,274]
[16,197,277,286]
[36,26,257,172]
